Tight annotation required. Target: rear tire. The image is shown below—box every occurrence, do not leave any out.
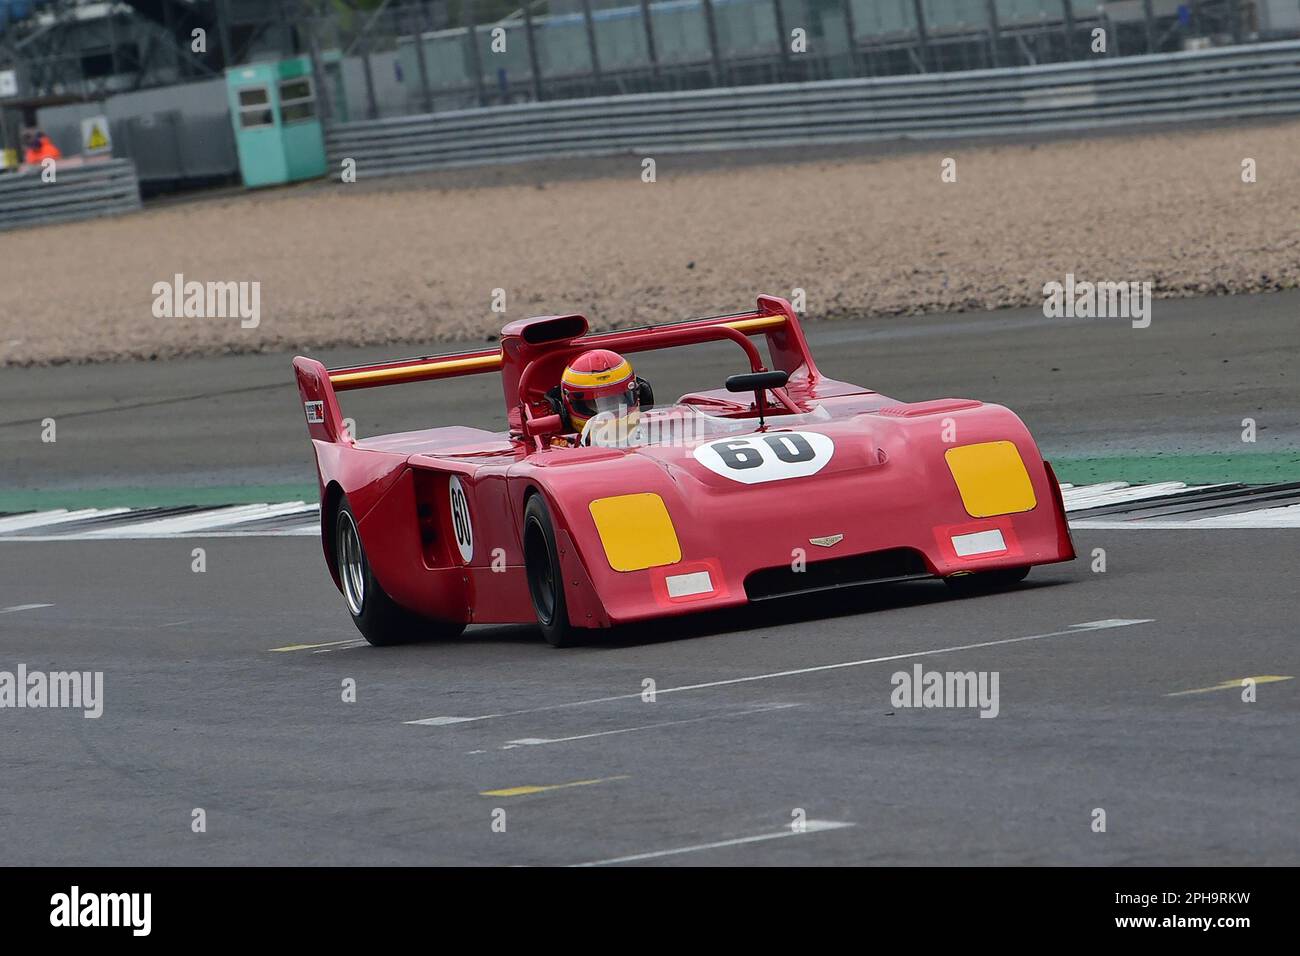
[944,566,1031,595]
[523,494,584,647]
[335,499,465,646]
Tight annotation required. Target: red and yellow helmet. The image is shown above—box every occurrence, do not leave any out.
[560,349,639,432]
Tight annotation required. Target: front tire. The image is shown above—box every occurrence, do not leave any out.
[523,494,584,647]
[335,499,465,646]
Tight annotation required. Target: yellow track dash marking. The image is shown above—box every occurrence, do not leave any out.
[480,775,629,798]
[1165,675,1293,697]
[268,639,357,653]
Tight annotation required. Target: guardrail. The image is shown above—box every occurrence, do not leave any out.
[0,158,143,232]
[326,40,1300,179]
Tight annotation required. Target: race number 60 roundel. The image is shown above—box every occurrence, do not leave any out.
[448,475,474,563]
[692,430,834,484]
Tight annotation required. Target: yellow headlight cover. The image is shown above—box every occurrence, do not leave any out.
[588,493,682,572]
[944,441,1038,517]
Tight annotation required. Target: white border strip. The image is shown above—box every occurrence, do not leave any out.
[0,482,1291,539]
[0,508,130,532]
[78,502,315,538]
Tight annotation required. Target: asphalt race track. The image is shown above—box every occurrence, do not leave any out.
[2,531,1297,866]
[1,295,1297,865]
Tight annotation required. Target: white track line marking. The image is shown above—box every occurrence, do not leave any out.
[224,525,320,537]
[1060,481,1130,502]
[1073,504,1300,529]
[405,619,1153,727]
[1066,486,1227,515]
[503,703,800,748]
[0,508,131,532]
[13,525,322,541]
[1064,481,1181,509]
[79,502,315,538]
[571,820,855,867]
[0,603,54,615]
[1185,503,1300,528]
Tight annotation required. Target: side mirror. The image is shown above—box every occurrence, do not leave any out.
[725,370,788,393]
[725,370,788,429]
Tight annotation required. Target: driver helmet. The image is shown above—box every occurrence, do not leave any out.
[560,349,640,434]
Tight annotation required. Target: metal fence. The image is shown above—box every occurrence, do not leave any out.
[326,38,1300,178]
[0,158,142,231]
[315,0,1278,119]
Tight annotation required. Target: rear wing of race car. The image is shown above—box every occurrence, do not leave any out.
[292,293,820,443]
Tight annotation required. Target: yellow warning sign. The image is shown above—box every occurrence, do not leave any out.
[80,114,112,155]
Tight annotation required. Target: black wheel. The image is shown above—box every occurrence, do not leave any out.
[334,499,465,646]
[944,565,1031,596]
[523,494,584,647]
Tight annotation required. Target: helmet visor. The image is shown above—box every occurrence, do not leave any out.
[568,380,639,422]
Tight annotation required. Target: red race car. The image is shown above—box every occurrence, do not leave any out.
[293,294,1074,647]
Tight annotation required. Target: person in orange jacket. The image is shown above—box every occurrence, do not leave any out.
[22,129,62,165]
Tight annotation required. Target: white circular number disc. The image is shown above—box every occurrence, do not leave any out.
[449,475,474,563]
[692,431,834,484]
